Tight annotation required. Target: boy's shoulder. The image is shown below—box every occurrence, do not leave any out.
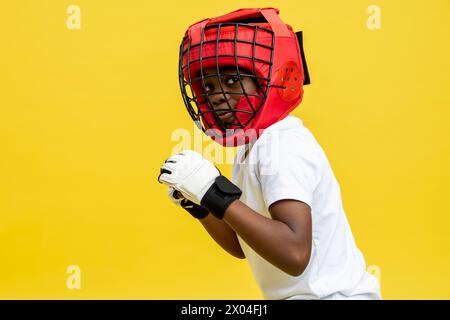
[262,114,304,134]
[253,115,325,163]
[256,115,313,148]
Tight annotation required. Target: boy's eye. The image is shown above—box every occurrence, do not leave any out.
[226,76,240,85]
[203,75,240,93]
[204,84,212,92]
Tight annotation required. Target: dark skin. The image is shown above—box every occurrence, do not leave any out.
[201,67,258,127]
[180,68,313,276]
[203,198,312,276]
[178,193,312,276]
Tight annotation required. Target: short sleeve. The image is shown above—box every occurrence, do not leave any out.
[256,131,322,210]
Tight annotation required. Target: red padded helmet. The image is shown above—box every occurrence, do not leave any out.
[179,8,310,147]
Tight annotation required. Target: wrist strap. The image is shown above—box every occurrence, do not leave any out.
[201,176,242,219]
[180,199,209,219]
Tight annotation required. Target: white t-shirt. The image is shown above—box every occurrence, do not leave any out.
[231,115,382,300]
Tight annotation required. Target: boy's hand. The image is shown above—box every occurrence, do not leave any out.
[158,150,242,219]
[167,186,209,219]
[167,186,185,206]
[158,150,220,205]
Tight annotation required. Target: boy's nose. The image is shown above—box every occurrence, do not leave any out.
[210,93,229,107]
[211,92,232,108]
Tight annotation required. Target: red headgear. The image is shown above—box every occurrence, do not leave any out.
[179,8,310,147]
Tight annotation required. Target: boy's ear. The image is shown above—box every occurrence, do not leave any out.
[295,31,311,85]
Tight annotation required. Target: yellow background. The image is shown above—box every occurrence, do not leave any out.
[1,0,449,299]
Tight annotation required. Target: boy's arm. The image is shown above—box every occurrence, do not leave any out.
[198,214,245,259]
[158,150,311,273]
[223,199,312,277]
[174,190,245,259]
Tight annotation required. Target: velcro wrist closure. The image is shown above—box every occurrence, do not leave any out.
[200,175,242,219]
[180,199,209,219]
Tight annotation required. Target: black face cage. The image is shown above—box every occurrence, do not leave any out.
[178,23,275,134]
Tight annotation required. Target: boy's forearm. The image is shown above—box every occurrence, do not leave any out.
[198,213,245,259]
[223,200,308,276]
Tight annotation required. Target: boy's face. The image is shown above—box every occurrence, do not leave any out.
[201,67,258,127]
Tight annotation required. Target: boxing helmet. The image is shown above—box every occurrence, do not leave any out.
[179,7,310,147]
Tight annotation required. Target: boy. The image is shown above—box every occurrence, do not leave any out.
[158,8,381,300]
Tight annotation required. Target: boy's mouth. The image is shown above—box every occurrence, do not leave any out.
[217,110,234,122]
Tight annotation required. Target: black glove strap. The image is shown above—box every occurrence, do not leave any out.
[201,176,242,219]
[180,199,209,219]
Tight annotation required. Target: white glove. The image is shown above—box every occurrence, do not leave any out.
[167,186,210,219]
[158,150,220,205]
[167,186,183,206]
